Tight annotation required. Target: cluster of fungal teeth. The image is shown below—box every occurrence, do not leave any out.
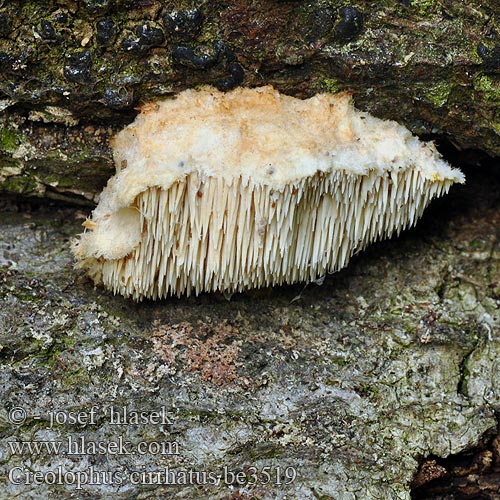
[72,86,464,299]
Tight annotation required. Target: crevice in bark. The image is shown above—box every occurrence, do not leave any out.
[411,420,500,500]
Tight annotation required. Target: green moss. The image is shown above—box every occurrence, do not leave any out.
[473,75,500,103]
[323,78,342,94]
[1,173,39,194]
[412,0,438,16]
[0,128,22,154]
[6,290,41,304]
[424,81,451,108]
[247,443,283,460]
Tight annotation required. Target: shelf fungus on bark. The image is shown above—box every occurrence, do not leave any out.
[72,86,464,299]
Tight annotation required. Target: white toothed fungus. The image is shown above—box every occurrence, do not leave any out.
[72,86,464,299]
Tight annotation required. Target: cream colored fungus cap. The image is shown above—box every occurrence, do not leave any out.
[73,86,464,299]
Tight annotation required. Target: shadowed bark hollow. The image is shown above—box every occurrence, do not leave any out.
[0,0,499,203]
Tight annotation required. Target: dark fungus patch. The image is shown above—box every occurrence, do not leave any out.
[54,12,69,24]
[39,20,58,42]
[172,41,225,69]
[215,61,244,91]
[306,6,336,41]
[122,23,165,52]
[0,51,14,67]
[171,38,243,90]
[477,42,500,70]
[101,87,135,109]
[335,6,364,42]
[135,24,165,48]
[0,13,11,36]
[64,50,93,84]
[96,18,116,47]
[163,8,203,41]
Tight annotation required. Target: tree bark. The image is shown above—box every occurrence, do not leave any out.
[0,160,499,500]
[0,0,499,203]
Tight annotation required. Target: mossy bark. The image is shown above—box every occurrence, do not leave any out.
[0,161,499,500]
[0,0,499,203]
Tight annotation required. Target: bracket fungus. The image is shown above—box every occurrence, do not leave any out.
[72,86,464,299]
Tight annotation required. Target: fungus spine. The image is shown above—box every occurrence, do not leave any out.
[72,86,464,299]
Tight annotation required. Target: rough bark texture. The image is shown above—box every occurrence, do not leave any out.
[0,2,499,499]
[0,0,499,204]
[0,160,499,499]
[412,427,500,499]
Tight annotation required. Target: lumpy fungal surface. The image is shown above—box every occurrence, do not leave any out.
[72,86,464,299]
